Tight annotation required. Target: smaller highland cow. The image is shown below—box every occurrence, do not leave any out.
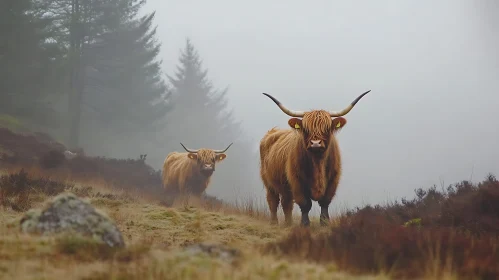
[162,143,233,196]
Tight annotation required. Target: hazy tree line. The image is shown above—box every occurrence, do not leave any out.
[1,0,261,200]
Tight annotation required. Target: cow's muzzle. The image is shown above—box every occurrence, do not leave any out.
[201,164,215,175]
[307,140,326,153]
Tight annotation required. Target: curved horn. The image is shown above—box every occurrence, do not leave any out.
[213,143,233,154]
[180,143,199,153]
[328,90,371,117]
[262,93,305,117]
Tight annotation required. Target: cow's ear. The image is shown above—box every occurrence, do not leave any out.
[288,118,303,130]
[216,154,227,161]
[331,117,347,132]
[187,153,197,160]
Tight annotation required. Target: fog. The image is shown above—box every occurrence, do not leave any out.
[4,0,498,215]
[140,0,499,210]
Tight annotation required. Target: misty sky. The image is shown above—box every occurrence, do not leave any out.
[141,0,499,211]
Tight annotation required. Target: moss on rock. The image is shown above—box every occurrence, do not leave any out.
[20,193,125,248]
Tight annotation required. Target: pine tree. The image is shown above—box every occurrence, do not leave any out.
[34,0,172,156]
[166,39,243,147]
[40,0,148,148]
[165,39,261,200]
[0,0,64,127]
[78,11,172,158]
[83,12,170,133]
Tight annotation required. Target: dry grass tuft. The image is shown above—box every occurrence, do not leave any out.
[55,234,151,262]
[264,174,499,279]
[0,169,71,211]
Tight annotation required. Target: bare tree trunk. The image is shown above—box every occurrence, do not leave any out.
[68,0,82,149]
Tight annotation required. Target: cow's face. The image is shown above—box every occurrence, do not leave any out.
[187,149,227,176]
[287,110,347,154]
[262,90,369,154]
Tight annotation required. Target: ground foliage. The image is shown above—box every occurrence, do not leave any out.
[265,175,499,279]
[0,127,226,205]
[2,127,499,279]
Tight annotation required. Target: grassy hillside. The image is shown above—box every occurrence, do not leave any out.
[0,168,379,280]
[1,127,498,279]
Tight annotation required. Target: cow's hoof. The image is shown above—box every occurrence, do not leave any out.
[300,218,310,227]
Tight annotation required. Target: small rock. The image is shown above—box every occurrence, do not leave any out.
[183,242,241,263]
[63,150,77,160]
[20,193,125,248]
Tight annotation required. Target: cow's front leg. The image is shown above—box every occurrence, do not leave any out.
[318,190,336,226]
[299,199,312,226]
[294,196,312,227]
[319,202,330,226]
[291,183,312,227]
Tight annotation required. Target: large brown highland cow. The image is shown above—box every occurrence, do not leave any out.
[259,90,371,227]
[162,143,233,195]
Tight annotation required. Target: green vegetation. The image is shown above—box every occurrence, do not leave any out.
[1,145,499,279]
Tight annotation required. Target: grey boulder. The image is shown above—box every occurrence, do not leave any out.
[20,192,125,248]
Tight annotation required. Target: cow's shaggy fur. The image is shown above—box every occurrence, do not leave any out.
[259,90,370,227]
[162,149,227,195]
[260,111,345,227]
